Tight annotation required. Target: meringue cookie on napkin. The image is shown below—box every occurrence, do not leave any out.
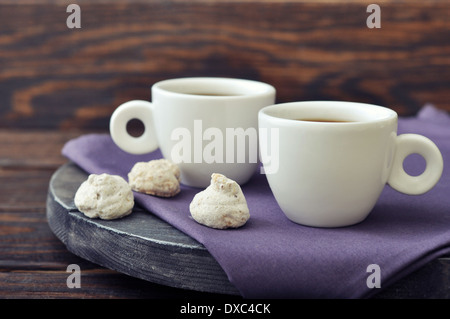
[189,173,250,229]
[128,159,181,197]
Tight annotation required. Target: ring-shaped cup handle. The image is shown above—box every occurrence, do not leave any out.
[109,100,158,154]
[388,134,443,195]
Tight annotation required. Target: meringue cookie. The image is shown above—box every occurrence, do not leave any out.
[189,173,250,229]
[74,173,134,220]
[128,159,181,197]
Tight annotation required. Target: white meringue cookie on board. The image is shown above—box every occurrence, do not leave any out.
[189,173,250,229]
[74,173,134,220]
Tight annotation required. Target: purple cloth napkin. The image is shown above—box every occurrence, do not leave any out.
[62,104,450,298]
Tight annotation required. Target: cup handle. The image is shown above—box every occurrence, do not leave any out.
[388,134,443,195]
[109,100,158,154]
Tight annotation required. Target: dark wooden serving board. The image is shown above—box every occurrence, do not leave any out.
[46,162,240,296]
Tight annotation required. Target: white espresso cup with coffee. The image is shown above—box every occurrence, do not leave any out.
[258,101,444,228]
[110,77,276,188]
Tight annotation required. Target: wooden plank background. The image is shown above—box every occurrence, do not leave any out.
[1,0,450,299]
[0,0,449,131]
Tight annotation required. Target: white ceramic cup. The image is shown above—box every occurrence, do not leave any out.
[110,77,276,188]
[258,101,444,228]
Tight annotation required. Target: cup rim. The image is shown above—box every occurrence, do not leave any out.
[153,77,276,100]
[259,101,398,125]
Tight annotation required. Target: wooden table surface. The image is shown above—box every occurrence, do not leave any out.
[1,0,450,301]
[0,129,244,299]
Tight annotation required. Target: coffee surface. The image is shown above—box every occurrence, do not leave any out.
[184,92,240,96]
[295,118,354,123]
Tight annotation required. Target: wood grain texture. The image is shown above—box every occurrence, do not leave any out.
[0,130,79,212]
[0,130,237,299]
[1,0,450,300]
[0,1,449,130]
[0,193,238,298]
[0,130,82,169]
